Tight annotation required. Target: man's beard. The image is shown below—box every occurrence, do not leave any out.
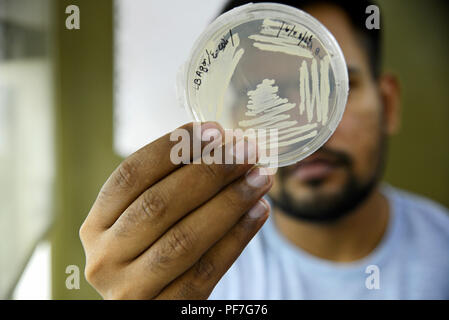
[271,135,387,224]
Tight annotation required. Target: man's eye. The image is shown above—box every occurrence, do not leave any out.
[348,79,358,91]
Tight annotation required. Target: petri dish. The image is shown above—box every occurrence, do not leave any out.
[177,2,349,168]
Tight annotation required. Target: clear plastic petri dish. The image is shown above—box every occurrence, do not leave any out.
[177,2,349,168]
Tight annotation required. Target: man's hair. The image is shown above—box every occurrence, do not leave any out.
[220,0,382,79]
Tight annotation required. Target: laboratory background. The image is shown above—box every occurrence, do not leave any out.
[0,0,448,299]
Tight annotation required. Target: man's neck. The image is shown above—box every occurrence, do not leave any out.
[272,187,390,262]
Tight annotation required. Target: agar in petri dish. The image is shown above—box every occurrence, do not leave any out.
[177,2,349,167]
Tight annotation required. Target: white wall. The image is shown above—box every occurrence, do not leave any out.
[114,0,226,157]
[13,242,51,300]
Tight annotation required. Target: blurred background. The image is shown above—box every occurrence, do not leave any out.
[0,0,448,299]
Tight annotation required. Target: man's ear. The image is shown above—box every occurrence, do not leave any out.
[378,73,401,135]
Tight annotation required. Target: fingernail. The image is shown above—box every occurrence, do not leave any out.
[195,122,220,141]
[245,167,269,188]
[248,200,268,219]
[234,139,257,164]
[202,128,221,141]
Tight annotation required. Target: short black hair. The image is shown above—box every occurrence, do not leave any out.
[220,0,382,79]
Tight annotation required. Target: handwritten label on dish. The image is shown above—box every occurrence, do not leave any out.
[249,19,325,59]
[193,30,235,90]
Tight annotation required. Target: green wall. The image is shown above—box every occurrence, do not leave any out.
[379,0,449,208]
[51,0,120,299]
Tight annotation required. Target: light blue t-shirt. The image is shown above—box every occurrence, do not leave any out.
[210,185,449,299]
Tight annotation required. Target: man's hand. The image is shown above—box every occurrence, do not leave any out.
[79,122,273,299]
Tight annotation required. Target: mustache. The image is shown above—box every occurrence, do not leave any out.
[312,146,353,167]
[281,146,353,175]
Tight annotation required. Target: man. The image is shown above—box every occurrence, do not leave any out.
[80,0,449,299]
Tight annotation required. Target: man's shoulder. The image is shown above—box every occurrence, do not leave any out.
[386,184,449,239]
